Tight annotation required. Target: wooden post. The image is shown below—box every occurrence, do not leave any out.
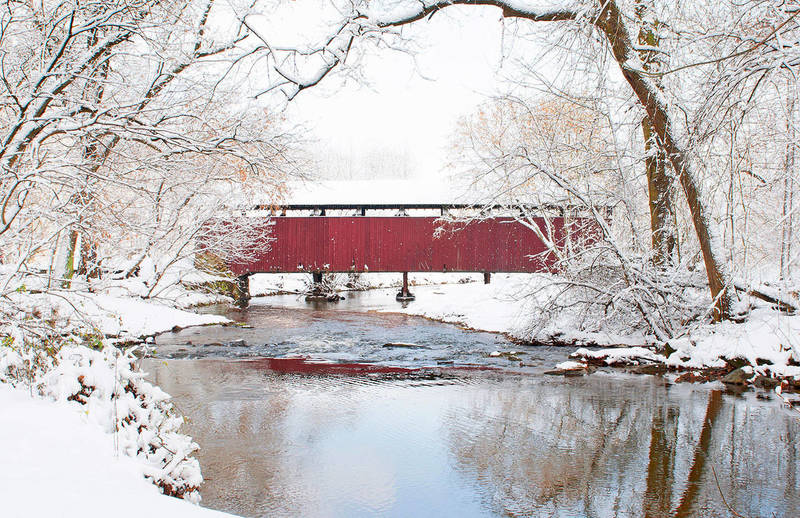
[235,274,250,307]
[484,272,491,284]
[396,271,415,301]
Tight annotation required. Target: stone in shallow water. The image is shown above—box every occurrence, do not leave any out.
[754,375,780,389]
[722,367,754,385]
[383,342,428,349]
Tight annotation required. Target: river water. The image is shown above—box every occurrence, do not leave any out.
[147,290,800,517]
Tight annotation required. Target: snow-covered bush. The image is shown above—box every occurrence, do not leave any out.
[527,256,712,341]
[0,340,203,503]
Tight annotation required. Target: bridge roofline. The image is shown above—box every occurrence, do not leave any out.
[254,203,611,215]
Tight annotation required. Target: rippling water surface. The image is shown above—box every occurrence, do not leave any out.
[147,290,800,517]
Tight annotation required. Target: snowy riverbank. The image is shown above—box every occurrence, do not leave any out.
[258,273,800,384]
[0,343,238,518]
[0,382,234,518]
[4,287,230,343]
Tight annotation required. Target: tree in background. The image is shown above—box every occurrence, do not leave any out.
[635,0,677,267]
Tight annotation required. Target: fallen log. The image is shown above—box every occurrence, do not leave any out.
[733,281,797,313]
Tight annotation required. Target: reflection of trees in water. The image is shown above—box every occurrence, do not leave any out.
[147,360,296,516]
[446,378,800,517]
[146,359,384,517]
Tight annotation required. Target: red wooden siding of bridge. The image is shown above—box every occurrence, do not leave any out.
[229,216,572,275]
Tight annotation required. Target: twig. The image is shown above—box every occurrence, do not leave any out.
[710,464,748,518]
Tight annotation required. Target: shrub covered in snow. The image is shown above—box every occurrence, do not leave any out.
[0,340,203,503]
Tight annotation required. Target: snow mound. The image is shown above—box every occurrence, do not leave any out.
[4,291,228,340]
[1,343,206,503]
[665,308,800,378]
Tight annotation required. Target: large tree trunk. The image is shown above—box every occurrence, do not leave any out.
[642,119,678,266]
[595,0,734,320]
[636,2,678,266]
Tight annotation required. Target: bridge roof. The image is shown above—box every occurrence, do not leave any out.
[277,179,469,206]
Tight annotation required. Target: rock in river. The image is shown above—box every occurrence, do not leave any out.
[383,342,428,349]
[722,367,754,385]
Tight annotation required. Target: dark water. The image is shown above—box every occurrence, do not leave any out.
[147,291,800,518]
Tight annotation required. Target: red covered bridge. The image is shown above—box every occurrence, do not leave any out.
[224,204,600,303]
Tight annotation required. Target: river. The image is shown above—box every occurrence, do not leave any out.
[147,289,800,517]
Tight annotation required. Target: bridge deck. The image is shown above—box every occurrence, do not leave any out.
[229,216,577,276]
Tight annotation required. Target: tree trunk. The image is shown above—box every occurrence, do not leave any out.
[635,3,678,266]
[642,119,677,266]
[595,0,734,320]
[62,229,79,289]
[78,236,101,280]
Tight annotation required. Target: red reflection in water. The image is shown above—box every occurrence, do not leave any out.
[241,357,414,375]
[238,357,499,376]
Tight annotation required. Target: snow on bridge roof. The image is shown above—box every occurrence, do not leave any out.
[279,178,465,206]
[249,178,601,213]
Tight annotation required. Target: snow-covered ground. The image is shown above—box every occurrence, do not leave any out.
[561,308,800,379]
[0,343,238,518]
[665,308,800,376]
[0,383,233,518]
[249,271,486,296]
[4,287,229,342]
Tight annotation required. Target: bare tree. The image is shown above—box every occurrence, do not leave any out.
[635,0,677,267]
[0,0,296,298]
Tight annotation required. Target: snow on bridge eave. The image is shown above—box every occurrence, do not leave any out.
[249,178,603,214]
[264,178,468,208]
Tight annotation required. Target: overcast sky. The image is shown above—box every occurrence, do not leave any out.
[273,6,513,181]
[238,0,575,184]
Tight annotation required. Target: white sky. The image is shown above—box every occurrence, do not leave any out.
[271,5,515,181]
[237,1,575,185]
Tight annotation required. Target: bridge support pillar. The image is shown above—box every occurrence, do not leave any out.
[234,274,250,307]
[396,272,415,301]
[306,271,342,302]
[484,272,491,284]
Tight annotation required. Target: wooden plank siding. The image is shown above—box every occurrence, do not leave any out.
[226,216,593,275]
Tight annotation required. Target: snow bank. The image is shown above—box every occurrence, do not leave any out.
[0,343,231,516]
[565,308,800,380]
[0,382,232,518]
[4,291,228,340]
[664,308,800,378]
